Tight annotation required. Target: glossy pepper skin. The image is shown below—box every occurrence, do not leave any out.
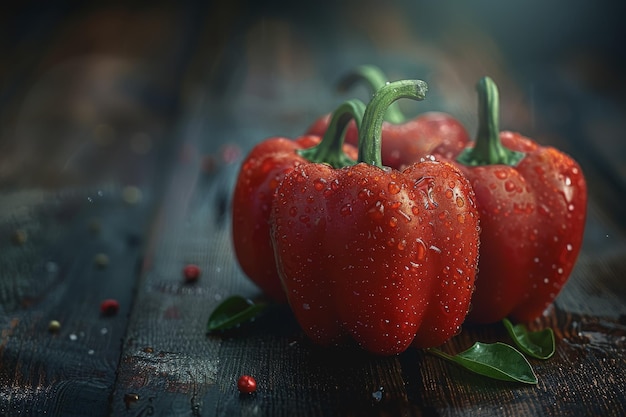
[306,66,469,168]
[232,107,359,303]
[271,81,480,355]
[452,77,587,324]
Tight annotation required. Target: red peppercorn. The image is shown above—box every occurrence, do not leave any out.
[237,375,257,394]
[100,299,120,316]
[183,264,201,282]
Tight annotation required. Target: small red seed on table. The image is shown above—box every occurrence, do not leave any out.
[237,375,257,394]
[100,299,120,316]
[183,264,201,282]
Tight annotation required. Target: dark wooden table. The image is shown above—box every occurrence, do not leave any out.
[2,3,625,416]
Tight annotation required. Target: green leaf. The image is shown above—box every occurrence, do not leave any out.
[207,296,267,332]
[428,342,538,384]
[503,318,555,360]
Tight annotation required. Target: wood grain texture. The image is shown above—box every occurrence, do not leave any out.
[0,186,155,416]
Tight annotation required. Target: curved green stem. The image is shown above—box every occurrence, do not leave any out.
[457,76,525,167]
[298,99,366,168]
[337,65,406,124]
[358,80,428,167]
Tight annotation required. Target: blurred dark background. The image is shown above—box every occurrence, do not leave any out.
[1,0,625,193]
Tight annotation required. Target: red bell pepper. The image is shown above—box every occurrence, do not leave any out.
[306,65,470,168]
[231,102,361,302]
[271,80,480,355]
[452,77,587,324]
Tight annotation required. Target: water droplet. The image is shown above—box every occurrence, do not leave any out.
[314,178,326,191]
[368,201,385,220]
[414,177,438,209]
[340,203,353,216]
[389,217,398,228]
[504,181,516,192]
[388,181,400,194]
[372,387,384,402]
[538,204,551,216]
[397,209,411,223]
[358,188,372,200]
[302,303,311,310]
[429,245,442,254]
[494,169,508,179]
[415,239,426,261]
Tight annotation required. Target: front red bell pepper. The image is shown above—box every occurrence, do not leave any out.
[452,77,587,324]
[306,65,470,168]
[271,80,480,355]
[232,103,361,302]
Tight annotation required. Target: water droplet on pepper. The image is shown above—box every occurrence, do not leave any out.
[494,169,508,179]
[388,182,401,194]
[340,204,352,216]
[314,178,326,191]
[358,188,372,200]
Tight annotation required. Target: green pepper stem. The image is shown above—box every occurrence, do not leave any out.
[358,80,428,167]
[298,99,366,168]
[456,76,525,166]
[337,65,406,124]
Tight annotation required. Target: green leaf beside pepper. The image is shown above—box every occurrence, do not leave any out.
[428,342,538,385]
[503,318,555,360]
[207,296,267,332]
